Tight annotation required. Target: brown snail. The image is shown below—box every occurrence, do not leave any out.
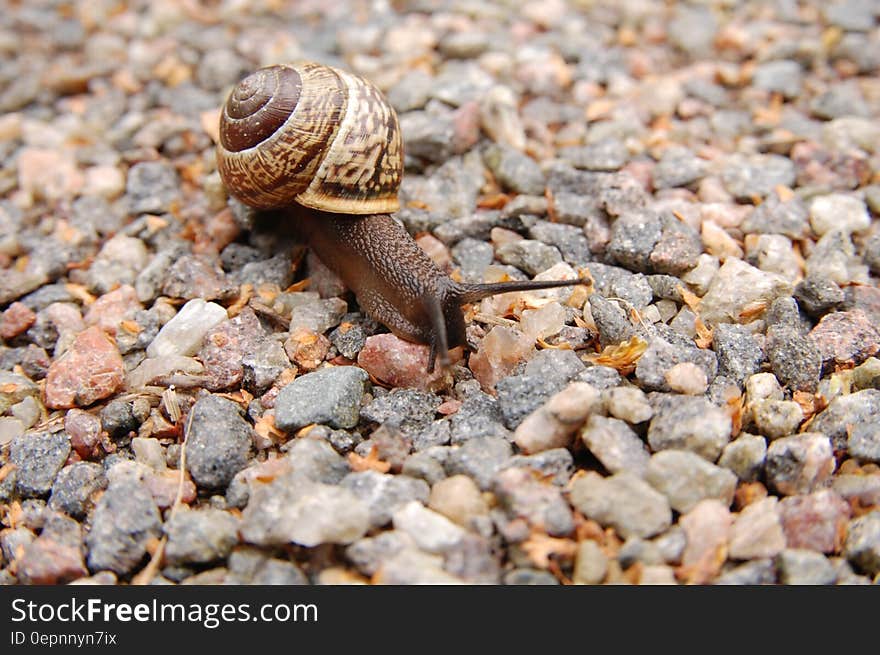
[216,62,580,371]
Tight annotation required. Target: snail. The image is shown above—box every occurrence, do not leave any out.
[216,62,581,371]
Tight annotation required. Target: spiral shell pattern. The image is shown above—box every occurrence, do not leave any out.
[216,62,403,214]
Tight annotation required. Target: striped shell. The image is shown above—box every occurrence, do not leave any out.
[216,62,403,214]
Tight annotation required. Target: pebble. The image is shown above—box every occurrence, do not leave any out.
[809,194,870,237]
[604,386,653,423]
[357,334,447,390]
[449,391,508,444]
[48,462,106,519]
[495,240,562,276]
[240,473,369,547]
[101,397,149,442]
[811,389,880,450]
[779,490,851,554]
[848,420,880,463]
[573,540,608,585]
[242,337,290,394]
[721,154,796,200]
[765,433,835,496]
[793,275,844,317]
[843,511,880,576]
[645,450,737,514]
[198,308,266,391]
[17,526,87,584]
[146,299,228,359]
[664,362,708,395]
[809,310,880,369]
[492,467,574,537]
[728,497,786,561]
[713,324,764,386]
[513,381,600,454]
[580,415,651,477]
[569,472,672,539]
[373,548,463,585]
[504,448,574,487]
[607,210,662,273]
[833,474,880,509]
[749,400,804,440]
[718,435,767,482]
[647,395,731,462]
[340,471,430,528]
[9,431,71,499]
[714,559,777,585]
[43,326,124,409]
[163,509,239,566]
[85,475,162,575]
[428,475,488,529]
[483,144,545,196]
[699,258,792,325]
[444,436,512,490]
[83,235,150,295]
[64,409,102,459]
[776,549,837,585]
[679,500,731,582]
[346,531,415,577]
[275,366,369,431]
[392,501,467,554]
[0,301,36,339]
[125,161,180,214]
[766,325,822,393]
[226,547,307,586]
[185,395,252,490]
[162,255,232,301]
[752,59,803,99]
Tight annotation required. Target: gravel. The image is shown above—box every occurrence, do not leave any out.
[2,0,878,587]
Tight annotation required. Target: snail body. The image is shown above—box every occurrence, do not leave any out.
[217,63,580,371]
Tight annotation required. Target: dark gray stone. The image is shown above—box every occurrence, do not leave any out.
[483,144,545,196]
[10,432,71,498]
[647,395,731,461]
[227,547,307,585]
[163,509,239,566]
[48,462,106,519]
[713,323,764,385]
[85,476,162,575]
[186,395,253,490]
[445,436,513,490]
[275,366,369,431]
[607,211,663,272]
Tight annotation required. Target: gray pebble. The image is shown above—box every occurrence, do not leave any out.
[558,139,629,172]
[126,161,180,214]
[85,476,162,575]
[503,568,559,585]
[580,415,650,477]
[163,509,239,566]
[765,433,834,496]
[504,448,574,487]
[493,467,574,537]
[346,530,415,576]
[275,366,369,431]
[361,388,441,438]
[48,462,106,519]
[721,154,796,200]
[653,147,708,189]
[589,294,635,347]
[766,326,822,393]
[752,60,803,99]
[849,420,880,463]
[284,437,350,485]
[607,210,663,273]
[713,323,764,386]
[843,511,880,576]
[450,391,509,444]
[10,431,71,498]
[569,472,672,539]
[776,549,837,585]
[811,389,880,451]
[528,221,592,266]
[340,471,430,528]
[645,450,737,513]
[741,193,810,239]
[241,338,290,394]
[186,395,252,490]
[714,559,776,585]
[718,434,767,482]
[227,547,307,585]
[495,239,562,276]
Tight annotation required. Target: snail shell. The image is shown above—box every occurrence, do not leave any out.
[216,62,403,214]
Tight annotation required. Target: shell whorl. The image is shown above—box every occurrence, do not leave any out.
[216,62,403,214]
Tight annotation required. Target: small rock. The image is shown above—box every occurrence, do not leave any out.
[492,467,574,537]
[227,547,308,585]
[715,559,777,585]
[483,144,545,196]
[664,362,708,395]
[679,500,732,583]
[793,275,845,318]
[604,386,654,423]
[752,59,802,99]
[776,549,836,585]
[750,400,804,440]
[0,302,36,339]
[728,497,786,560]
[647,395,731,461]
[186,395,252,490]
[699,258,793,325]
[766,325,822,393]
[357,333,450,390]
[848,421,880,462]
[809,310,880,369]
[765,433,835,496]
[275,366,369,431]
[645,450,737,514]
[635,337,718,393]
[10,432,71,498]
[240,473,369,547]
[445,436,512,490]
[718,435,767,482]
[64,409,102,459]
[779,490,851,553]
[126,161,180,214]
[198,308,266,391]
[496,240,562,276]
[48,462,106,518]
[503,568,559,585]
[44,327,124,409]
[146,299,228,359]
[85,476,162,575]
[163,508,239,565]
[428,475,489,528]
[809,194,870,237]
[573,540,609,585]
[83,235,150,295]
[721,154,796,200]
[843,511,880,576]
[811,389,880,450]
[392,501,467,554]
[340,471,430,528]
[17,533,87,585]
[712,324,764,386]
[580,415,651,477]
[513,381,600,454]
[569,472,672,539]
